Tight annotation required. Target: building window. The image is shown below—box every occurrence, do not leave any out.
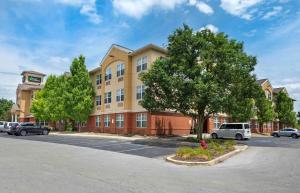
[136,56,147,72]
[117,63,125,77]
[266,90,272,101]
[96,116,100,127]
[104,92,111,104]
[116,114,124,128]
[136,113,147,128]
[105,68,112,81]
[214,115,220,129]
[96,74,101,85]
[136,85,145,100]
[104,115,110,127]
[116,88,124,102]
[96,95,101,106]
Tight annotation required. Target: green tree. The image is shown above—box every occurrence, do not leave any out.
[65,55,95,130]
[275,91,297,127]
[255,90,276,125]
[0,98,14,121]
[140,25,261,140]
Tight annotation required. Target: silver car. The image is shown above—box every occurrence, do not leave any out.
[211,123,252,140]
[271,128,300,138]
[0,121,7,132]
[3,122,19,134]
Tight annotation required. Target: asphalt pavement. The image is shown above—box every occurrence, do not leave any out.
[0,132,300,193]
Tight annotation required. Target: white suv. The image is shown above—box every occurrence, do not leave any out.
[211,123,251,140]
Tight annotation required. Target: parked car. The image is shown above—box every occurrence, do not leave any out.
[211,123,251,140]
[4,122,19,134]
[8,122,50,136]
[271,128,300,138]
[0,121,7,132]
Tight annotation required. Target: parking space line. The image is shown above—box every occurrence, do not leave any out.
[118,146,155,153]
[91,142,131,148]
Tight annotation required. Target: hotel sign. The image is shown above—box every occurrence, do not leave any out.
[28,76,42,83]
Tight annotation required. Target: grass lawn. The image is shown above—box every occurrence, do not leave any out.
[175,139,236,162]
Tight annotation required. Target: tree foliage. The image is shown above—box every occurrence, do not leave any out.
[275,91,297,127]
[0,98,14,121]
[140,25,264,139]
[31,55,95,130]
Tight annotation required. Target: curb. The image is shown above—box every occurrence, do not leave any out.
[165,145,248,166]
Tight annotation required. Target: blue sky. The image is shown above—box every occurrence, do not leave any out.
[0,0,300,111]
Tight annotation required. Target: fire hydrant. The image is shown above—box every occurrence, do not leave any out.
[200,140,207,149]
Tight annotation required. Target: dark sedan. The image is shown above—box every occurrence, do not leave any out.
[8,122,50,136]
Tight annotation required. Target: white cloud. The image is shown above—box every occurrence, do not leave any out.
[220,0,263,20]
[55,0,102,24]
[112,0,213,19]
[262,6,282,20]
[188,0,213,15]
[198,24,219,33]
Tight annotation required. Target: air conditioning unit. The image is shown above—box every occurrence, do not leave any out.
[118,77,124,82]
[106,81,110,86]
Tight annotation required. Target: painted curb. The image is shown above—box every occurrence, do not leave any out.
[165,145,248,166]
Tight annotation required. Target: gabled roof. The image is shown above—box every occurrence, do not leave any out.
[129,44,167,56]
[273,87,286,94]
[99,44,133,67]
[21,71,46,77]
[89,66,101,74]
[256,79,268,86]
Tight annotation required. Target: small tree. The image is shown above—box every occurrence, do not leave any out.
[0,98,13,120]
[141,25,261,140]
[275,91,297,127]
[65,55,95,130]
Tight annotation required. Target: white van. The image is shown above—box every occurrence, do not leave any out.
[211,123,251,140]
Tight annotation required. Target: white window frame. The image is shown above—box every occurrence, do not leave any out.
[105,68,112,81]
[104,115,110,127]
[214,115,220,129]
[104,92,111,104]
[117,63,125,77]
[96,116,100,127]
[136,113,147,128]
[136,85,145,100]
[116,88,124,102]
[136,56,147,72]
[96,95,101,106]
[116,114,124,128]
[96,74,101,85]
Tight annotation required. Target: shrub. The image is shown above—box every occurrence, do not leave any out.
[176,147,212,160]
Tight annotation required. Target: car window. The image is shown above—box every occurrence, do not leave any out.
[244,124,250,129]
[0,122,3,125]
[220,124,226,129]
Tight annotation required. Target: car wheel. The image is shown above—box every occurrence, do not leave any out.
[235,134,243,140]
[291,134,298,139]
[42,130,49,135]
[20,130,27,136]
[211,133,218,139]
[7,132,12,135]
[273,133,279,137]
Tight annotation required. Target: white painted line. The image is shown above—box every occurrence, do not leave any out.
[118,146,155,153]
[92,142,130,148]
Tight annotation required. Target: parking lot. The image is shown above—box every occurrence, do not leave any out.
[1,132,300,158]
[0,132,178,158]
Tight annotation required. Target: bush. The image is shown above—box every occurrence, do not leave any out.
[176,147,212,160]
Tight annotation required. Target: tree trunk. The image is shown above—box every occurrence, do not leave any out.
[196,110,205,140]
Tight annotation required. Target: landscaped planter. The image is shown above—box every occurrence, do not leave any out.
[166,145,248,166]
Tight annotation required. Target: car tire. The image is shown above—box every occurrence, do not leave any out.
[20,130,27,136]
[273,133,279,137]
[7,132,12,135]
[235,134,243,140]
[42,130,49,135]
[291,134,298,139]
[211,133,218,139]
